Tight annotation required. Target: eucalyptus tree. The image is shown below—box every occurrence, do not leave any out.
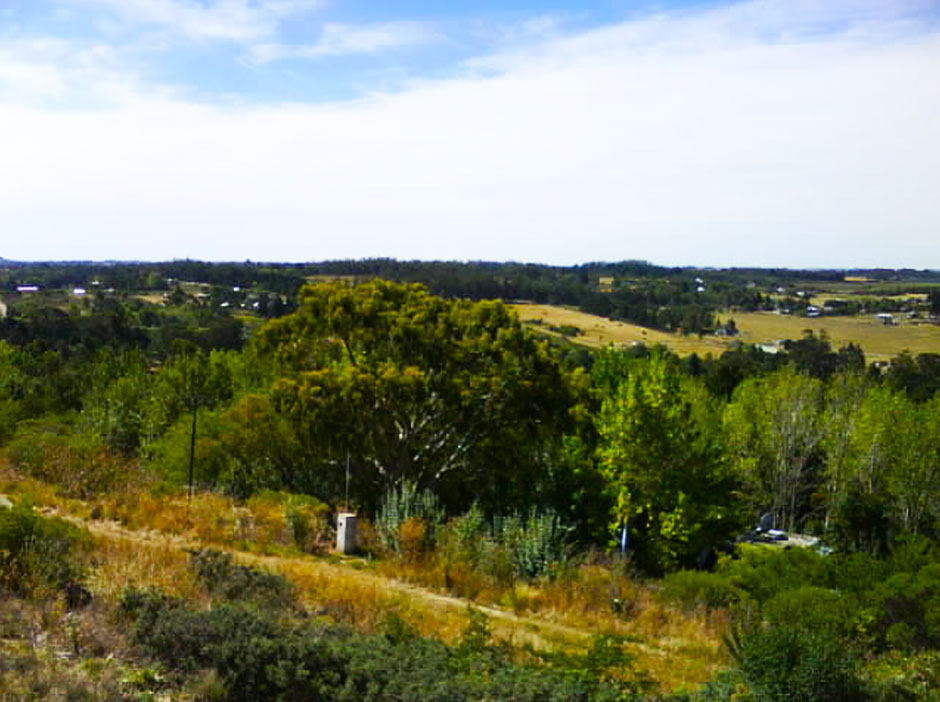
[246,280,585,513]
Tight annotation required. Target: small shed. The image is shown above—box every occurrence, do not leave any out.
[336,512,358,554]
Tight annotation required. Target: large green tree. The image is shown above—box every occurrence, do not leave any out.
[596,352,743,572]
[724,367,826,532]
[247,281,585,513]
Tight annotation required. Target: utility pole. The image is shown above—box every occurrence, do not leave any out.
[188,401,197,500]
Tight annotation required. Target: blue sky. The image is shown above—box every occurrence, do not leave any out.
[1,0,939,266]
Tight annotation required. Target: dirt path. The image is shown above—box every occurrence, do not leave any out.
[76,515,594,649]
[52,509,722,690]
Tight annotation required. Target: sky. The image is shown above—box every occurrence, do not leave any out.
[1,0,938,268]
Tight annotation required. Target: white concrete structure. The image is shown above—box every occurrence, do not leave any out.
[336,513,358,554]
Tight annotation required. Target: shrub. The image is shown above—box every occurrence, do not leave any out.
[118,588,630,702]
[493,508,572,580]
[762,586,859,640]
[4,420,136,498]
[375,481,444,555]
[246,490,331,553]
[729,622,869,702]
[0,498,91,596]
[870,564,940,651]
[717,544,830,604]
[187,548,295,611]
[660,570,743,610]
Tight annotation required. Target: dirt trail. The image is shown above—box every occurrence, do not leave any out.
[51,509,721,690]
[75,515,595,649]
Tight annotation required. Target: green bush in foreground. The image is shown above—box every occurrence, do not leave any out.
[119,587,645,702]
[0,499,91,596]
[660,569,743,610]
[187,548,295,611]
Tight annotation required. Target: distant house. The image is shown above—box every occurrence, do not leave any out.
[16,285,39,292]
[806,305,821,317]
[72,288,87,296]
[877,313,897,326]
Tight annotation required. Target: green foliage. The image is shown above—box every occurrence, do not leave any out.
[536,634,656,699]
[376,481,445,554]
[187,549,295,611]
[255,280,585,514]
[119,587,635,702]
[762,586,859,640]
[863,651,940,702]
[660,570,743,610]
[869,564,940,651]
[717,545,831,604]
[723,367,826,532]
[597,351,744,573]
[4,419,133,498]
[732,623,869,702]
[0,499,91,595]
[492,508,572,579]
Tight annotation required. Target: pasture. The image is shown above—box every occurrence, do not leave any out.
[512,304,940,362]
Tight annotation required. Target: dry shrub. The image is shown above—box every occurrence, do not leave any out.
[246,491,332,553]
[399,517,428,563]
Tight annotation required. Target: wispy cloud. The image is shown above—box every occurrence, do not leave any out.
[69,0,323,42]
[249,21,443,63]
[0,37,149,105]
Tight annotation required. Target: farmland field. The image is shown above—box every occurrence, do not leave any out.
[512,304,940,362]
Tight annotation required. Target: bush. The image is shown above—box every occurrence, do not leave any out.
[246,490,332,553]
[762,586,859,640]
[187,548,295,611]
[870,564,940,651]
[717,544,830,604]
[729,622,869,702]
[493,508,571,580]
[119,587,633,702]
[4,420,135,498]
[660,570,743,610]
[375,481,444,555]
[0,498,91,596]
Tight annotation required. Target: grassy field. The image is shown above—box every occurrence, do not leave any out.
[512,304,940,362]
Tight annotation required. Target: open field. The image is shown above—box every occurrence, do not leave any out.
[512,304,732,356]
[801,292,927,304]
[512,304,940,362]
[729,311,940,362]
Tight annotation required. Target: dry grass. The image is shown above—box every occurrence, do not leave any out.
[85,526,205,605]
[1,472,728,692]
[372,554,728,690]
[512,303,940,363]
[730,311,940,362]
[512,304,730,356]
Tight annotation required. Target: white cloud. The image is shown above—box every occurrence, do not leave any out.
[69,0,323,42]
[249,21,443,63]
[0,38,147,105]
[1,0,939,266]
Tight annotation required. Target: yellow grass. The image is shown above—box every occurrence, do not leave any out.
[730,311,940,363]
[2,467,726,692]
[513,304,940,363]
[513,304,731,356]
